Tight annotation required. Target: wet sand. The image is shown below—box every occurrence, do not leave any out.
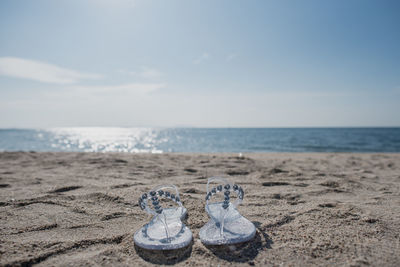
[0,152,399,266]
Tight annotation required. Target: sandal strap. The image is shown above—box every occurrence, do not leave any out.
[138,184,183,217]
[205,176,244,211]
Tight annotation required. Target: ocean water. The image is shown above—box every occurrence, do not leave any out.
[0,127,399,153]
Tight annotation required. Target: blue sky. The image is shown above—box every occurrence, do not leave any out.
[0,0,399,127]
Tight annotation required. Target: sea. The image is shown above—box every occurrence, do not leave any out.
[0,127,399,153]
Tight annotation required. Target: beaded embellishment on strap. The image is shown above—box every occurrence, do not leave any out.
[205,177,244,210]
[138,184,183,216]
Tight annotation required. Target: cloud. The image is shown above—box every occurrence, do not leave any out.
[138,67,164,79]
[193,52,210,65]
[118,66,164,79]
[71,82,166,95]
[0,57,101,84]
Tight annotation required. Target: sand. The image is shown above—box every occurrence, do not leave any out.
[0,152,399,266]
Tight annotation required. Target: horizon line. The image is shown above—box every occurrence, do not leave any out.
[1,126,400,130]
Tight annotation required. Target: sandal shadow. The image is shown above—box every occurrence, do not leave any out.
[134,240,193,265]
[204,222,273,263]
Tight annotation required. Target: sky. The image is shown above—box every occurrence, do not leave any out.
[0,0,399,128]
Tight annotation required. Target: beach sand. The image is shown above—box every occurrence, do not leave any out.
[0,152,399,266]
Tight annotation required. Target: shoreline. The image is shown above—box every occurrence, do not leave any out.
[1,152,399,266]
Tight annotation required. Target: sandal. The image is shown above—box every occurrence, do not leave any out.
[199,177,256,245]
[134,184,192,250]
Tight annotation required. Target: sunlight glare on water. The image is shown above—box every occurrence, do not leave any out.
[48,127,165,153]
[1,128,399,153]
